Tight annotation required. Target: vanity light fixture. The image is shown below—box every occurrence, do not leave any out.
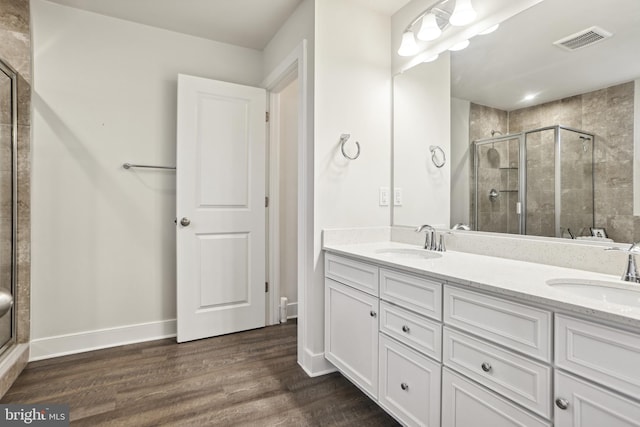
[423,54,440,63]
[417,12,442,41]
[449,39,470,51]
[398,0,478,58]
[449,0,477,26]
[398,31,419,56]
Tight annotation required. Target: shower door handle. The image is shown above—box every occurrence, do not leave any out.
[180,217,191,227]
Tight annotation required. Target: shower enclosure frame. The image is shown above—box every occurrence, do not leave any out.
[0,57,17,357]
[473,125,595,238]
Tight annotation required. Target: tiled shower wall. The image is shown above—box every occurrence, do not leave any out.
[470,81,636,243]
[0,0,31,396]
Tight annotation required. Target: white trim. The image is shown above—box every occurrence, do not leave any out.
[262,40,312,375]
[299,348,337,377]
[29,320,176,361]
[267,90,283,326]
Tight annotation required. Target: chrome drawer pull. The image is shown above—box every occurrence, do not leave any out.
[402,325,410,333]
[370,311,377,318]
[401,383,409,391]
[555,398,569,410]
[481,362,492,372]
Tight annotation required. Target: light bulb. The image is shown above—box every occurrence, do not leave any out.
[423,54,439,63]
[449,39,470,51]
[449,0,477,26]
[417,13,442,41]
[398,31,419,56]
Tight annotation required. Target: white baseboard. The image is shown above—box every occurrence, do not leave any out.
[299,347,336,377]
[30,319,177,361]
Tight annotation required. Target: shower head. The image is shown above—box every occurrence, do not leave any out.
[490,130,503,137]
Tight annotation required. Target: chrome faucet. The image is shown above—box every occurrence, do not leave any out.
[606,241,640,283]
[415,225,446,252]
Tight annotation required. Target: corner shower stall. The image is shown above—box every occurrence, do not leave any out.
[473,125,595,238]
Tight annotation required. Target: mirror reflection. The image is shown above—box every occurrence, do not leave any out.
[393,0,640,243]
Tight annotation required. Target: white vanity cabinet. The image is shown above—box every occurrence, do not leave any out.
[324,253,443,426]
[324,254,380,399]
[553,314,640,427]
[324,248,640,427]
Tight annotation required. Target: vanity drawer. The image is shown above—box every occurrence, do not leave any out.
[325,253,378,296]
[380,269,442,320]
[379,334,441,427]
[380,301,442,361]
[555,314,640,398]
[443,286,551,361]
[443,327,552,418]
[442,368,551,427]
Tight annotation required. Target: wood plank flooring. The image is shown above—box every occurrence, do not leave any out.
[1,321,399,426]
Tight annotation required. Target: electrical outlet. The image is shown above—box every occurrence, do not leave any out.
[379,187,390,206]
[394,188,403,206]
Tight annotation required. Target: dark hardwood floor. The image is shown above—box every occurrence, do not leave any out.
[1,321,399,426]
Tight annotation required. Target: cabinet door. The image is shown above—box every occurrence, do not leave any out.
[555,371,640,427]
[442,368,550,427]
[379,334,441,427]
[325,278,379,398]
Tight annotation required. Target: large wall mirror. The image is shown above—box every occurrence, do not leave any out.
[393,0,640,244]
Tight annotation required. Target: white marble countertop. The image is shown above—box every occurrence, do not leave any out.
[323,241,640,329]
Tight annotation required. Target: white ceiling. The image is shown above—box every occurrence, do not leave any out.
[46,0,410,50]
[450,0,640,111]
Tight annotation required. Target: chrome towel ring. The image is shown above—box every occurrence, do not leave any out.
[340,134,360,160]
[429,145,446,168]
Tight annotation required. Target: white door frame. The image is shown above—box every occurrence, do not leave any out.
[262,40,311,366]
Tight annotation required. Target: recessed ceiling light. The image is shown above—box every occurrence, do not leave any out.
[523,94,537,101]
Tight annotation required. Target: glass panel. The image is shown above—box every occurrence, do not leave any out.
[525,128,556,237]
[475,137,520,234]
[559,129,594,238]
[0,64,14,351]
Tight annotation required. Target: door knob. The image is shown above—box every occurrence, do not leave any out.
[180,217,191,226]
[481,362,492,372]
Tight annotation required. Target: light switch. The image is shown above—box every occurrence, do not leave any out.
[379,187,390,206]
[394,188,403,206]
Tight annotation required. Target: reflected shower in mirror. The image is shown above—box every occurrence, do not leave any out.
[473,126,595,240]
[393,0,640,243]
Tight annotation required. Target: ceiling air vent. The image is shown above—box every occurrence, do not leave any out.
[553,26,612,51]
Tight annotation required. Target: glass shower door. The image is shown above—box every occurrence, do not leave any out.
[474,135,522,234]
[559,128,595,238]
[0,59,16,354]
[524,127,556,237]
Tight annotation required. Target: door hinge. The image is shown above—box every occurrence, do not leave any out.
[265,196,269,208]
[265,111,270,122]
[265,282,269,293]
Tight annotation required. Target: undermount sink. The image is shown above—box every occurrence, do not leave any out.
[547,278,640,308]
[374,248,442,260]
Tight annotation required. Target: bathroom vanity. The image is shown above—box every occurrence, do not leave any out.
[323,239,640,427]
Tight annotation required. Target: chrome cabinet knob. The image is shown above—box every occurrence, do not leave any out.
[180,217,191,226]
[402,325,410,333]
[400,383,409,391]
[555,398,569,410]
[481,362,492,372]
[370,311,377,318]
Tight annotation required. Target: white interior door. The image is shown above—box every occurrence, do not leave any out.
[176,74,266,343]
